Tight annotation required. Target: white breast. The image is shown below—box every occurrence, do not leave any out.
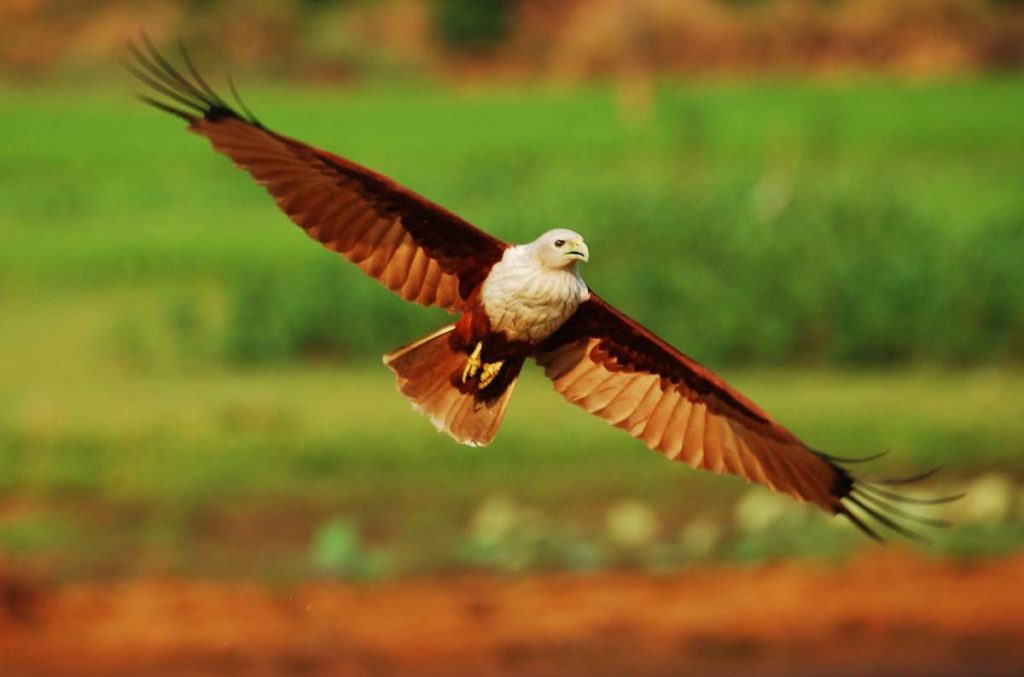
[480,246,590,343]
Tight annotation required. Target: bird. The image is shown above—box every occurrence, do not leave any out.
[127,38,959,542]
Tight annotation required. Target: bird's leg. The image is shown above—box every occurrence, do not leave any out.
[462,341,483,383]
[478,360,504,389]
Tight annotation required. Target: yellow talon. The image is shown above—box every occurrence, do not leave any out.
[462,342,483,383]
[479,360,504,389]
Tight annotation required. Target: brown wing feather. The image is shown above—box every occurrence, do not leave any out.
[536,294,956,541]
[129,39,505,313]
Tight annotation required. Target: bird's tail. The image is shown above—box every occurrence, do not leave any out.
[383,324,521,447]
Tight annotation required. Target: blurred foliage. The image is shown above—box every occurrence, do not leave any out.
[158,81,1021,369]
[310,517,391,579]
[1,81,1021,368]
[0,355,1021,578]
[2,0,1023,78]
[222,260,442,363]
[216,187,1024,367]
[432,0,518,53]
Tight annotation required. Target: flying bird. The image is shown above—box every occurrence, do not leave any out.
[128,39,959,542]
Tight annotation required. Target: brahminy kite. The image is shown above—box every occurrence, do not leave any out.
[128,39,958,541]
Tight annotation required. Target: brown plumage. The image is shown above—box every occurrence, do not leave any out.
[204,115,504,309]
[385,324,524,446]
[538,296,848,512]
[128,38,960,542]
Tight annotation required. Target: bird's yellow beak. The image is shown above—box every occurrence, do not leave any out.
[567,241,589,263]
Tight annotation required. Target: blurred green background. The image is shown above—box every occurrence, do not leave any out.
[1,0,1023,583]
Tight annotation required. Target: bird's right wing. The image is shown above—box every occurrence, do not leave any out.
[128,38,507,313]
[536,294,960,541]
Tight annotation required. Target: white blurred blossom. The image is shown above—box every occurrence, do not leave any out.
[678,516,721,558]
[954,474,1014,524]
[734,489,791,532]
[471,495,522,546]
[605,500,660,549]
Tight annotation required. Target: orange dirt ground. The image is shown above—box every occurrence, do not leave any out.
[2,551,1023,676]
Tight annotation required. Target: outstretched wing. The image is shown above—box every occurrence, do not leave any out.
[128,38,506,312]
[536,294,959,541]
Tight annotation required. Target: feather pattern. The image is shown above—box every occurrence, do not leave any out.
[128,37,506,313]
[536,294,960,541]
[480,245,589,342]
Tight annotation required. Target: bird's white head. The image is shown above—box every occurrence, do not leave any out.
[529,229,589,269]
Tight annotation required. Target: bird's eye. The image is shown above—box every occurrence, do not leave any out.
[554,239,565,248]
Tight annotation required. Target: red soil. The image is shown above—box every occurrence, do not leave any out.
[2,551,1023,676]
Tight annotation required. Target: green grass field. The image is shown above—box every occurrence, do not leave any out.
[4,77,1023,363]
[1,78,1022,579]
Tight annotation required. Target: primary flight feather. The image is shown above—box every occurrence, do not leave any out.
[129,38,959,542]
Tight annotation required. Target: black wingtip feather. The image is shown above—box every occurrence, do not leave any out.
[852,488,952,529]
[125,58,207,117]
[824,453,964,544]
[868,465,943,486]
[837,504,883,542]
[178,41,231,110]
[858,482,966,506]
[135,94,194,122]
[817,449,890,464]
[126,32,258,128]
[227,75,263,128]
[847,495,932,545]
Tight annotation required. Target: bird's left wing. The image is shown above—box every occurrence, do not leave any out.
[536,294,956,541]
[128,39,506,313]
